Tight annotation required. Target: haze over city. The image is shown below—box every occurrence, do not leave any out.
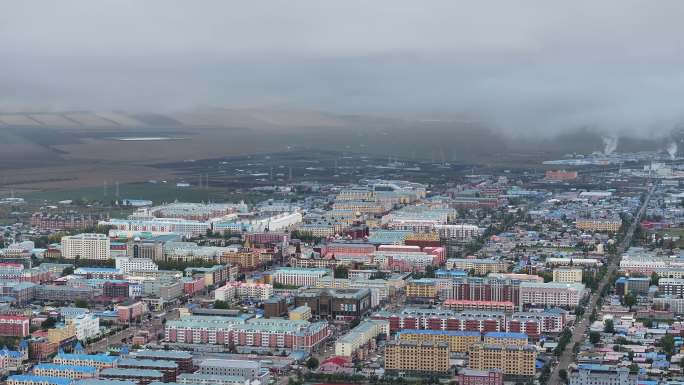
[3,6,684,385]
[3,0,684,137]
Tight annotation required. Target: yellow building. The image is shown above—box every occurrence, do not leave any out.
[47,324,76,344]
[575,218,621,232]
[483,332,529,346]
[398,330,481,353]
[220,249,260,269]
[289,305,312,321]
[445,258,508,275]
[553,268,583,283]
[32,364,97,379]
[468,344,536,377]
[406,279,438,300]
[385,340,449,374]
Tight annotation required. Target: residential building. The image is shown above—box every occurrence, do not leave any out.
[568,365,637,385]
[7,375,73,385]
[53,353,118,369]
[397,330,481,353]
[289,306,312,321]
[0,315,30,337]
[483,332,528,346]
[61,234,110,260]
[443,300,515,313]
[334,319,389,357]
[269,268,329,287]
[32,364,97,379]
[468,344,536,378]
[384,340,449,375]
[552,268,583,283]
[66,314,100,341]
[458,369,504,385]
[519,282,585,308]
[115,257,158,274]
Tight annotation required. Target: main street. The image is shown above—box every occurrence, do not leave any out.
[548,182,656,385]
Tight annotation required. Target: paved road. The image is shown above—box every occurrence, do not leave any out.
[87,309,178,353]
[548,183,655,385]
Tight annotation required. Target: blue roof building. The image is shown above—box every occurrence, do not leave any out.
[7,375,73,385]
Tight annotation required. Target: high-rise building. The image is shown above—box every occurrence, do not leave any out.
[61,234,110,260]
[384,340,449,375]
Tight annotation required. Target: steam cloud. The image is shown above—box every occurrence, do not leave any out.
[602,136,618,155]
[667,142,678,160]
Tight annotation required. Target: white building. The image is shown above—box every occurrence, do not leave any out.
[215,281,273,302]
[335,319,389,357]
[569,365,637,385]
[520,282,585,308]
[270,268,329,287]
[102,218,210,237]
[61,233,110,260]
[66,313,100,341]
[115,257,158,274]
[434,224,480,240]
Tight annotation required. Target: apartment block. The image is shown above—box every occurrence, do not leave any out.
[384,340,449,375]
[468,344,536,378]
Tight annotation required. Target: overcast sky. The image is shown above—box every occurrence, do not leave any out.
[3,0,684,136]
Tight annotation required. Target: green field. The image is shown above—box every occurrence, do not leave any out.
[22,183,261,205]
[654,228,684,248]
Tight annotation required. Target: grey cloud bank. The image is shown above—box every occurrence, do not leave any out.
[3,0,684,137]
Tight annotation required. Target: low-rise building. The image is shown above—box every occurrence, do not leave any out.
[32,364,97,379]
[458,369,504,385]
[568,364,637,385]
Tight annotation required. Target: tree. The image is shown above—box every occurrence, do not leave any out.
[74,299,89,308]
[559,369,568,383]
[62,266,74,277]
[306,357,319,370]
[41,317,57,330]
[334,265,349,279]
[623,292,637,311]
[629,363,639,374]
[660,334,675,356]
[589,331,601,344]
[651,272,660,286]
[214,300,229,310]
[604,319,615,334]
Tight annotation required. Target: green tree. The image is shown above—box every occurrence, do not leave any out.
[306,357,319,370]
[213,300,229,309]
[651,272,660,286]
[41,317,57,329]
[589,331,601,344]
[604,319,615,334]
[623,292,637,311]
[559,369,568,383]
[74,299,89,308]
[334,265,349,279]
[660,334,675,355]
[629,363,639,374]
